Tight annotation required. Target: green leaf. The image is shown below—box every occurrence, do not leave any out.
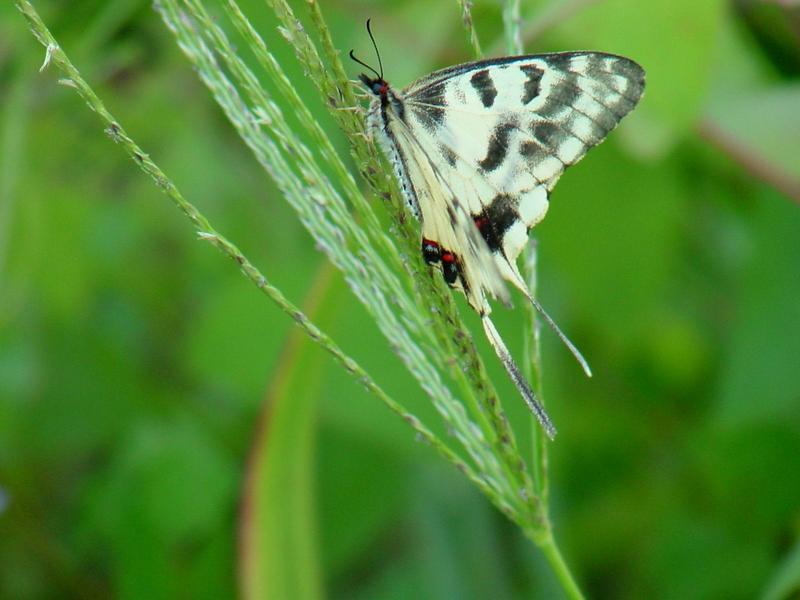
[238,267,338,600]
[714,188,800,426]
[761,539,800,600]
[642,515,771,600]
[92,417,237,600]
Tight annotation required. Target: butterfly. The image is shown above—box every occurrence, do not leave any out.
[351,21,645,438]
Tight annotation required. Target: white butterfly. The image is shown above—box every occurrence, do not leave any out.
[352,24,645,438]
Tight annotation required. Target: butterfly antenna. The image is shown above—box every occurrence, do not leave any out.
[348,20,385,81]
[525,293,593,377]
[365,18,384,79]
[481,315,557,440]
[348,50,381,80]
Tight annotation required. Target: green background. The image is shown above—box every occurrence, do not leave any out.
[2,0,800,598]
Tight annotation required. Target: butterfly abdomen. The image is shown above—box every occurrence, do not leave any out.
[367,93,423,220]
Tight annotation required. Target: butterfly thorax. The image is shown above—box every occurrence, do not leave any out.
[359,74,406,121]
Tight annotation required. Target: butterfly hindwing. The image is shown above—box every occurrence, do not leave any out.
[382,111,510,307]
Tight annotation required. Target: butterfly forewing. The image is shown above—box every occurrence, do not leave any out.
[401,52,645,295]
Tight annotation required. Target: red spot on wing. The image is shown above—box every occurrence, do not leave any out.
[474,216,489,231]
[422,238,441,264]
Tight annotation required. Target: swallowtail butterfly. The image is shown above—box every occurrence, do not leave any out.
[352,22,645,438]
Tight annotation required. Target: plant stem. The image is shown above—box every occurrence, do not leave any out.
[537,530,585,600]
[502,0,523,55]
[503,4,583,596]
[456,0,483,57]
[524,244,550,503]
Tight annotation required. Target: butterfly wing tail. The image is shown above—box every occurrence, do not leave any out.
[525,293,592,378]
[502,261,593,378]
[481,315,557,440]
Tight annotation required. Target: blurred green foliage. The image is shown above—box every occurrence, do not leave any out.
[2,0,800,598]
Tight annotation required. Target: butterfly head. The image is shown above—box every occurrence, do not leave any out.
[357,73,390,98]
